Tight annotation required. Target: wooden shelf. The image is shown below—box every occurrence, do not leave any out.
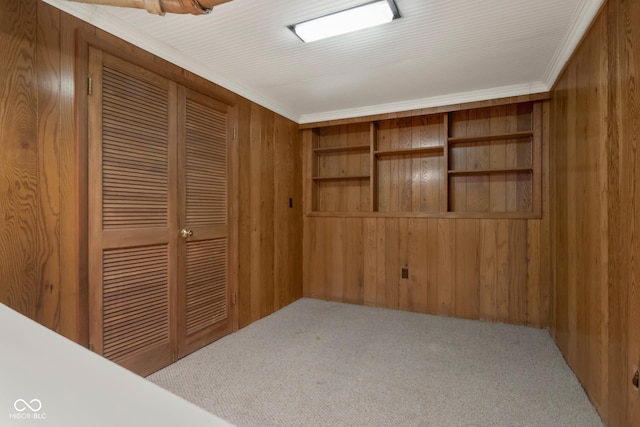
[447,130,533,144]
[448,167,533,176]
[312,175,371,181]
[313,144,370,154]
[374,146,444,157]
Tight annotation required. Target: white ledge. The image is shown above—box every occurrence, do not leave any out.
[0,303,234,427]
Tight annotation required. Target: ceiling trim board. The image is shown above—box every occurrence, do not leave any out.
[541,0,605,88]
[42,0,301,123]
[298,81,549,124]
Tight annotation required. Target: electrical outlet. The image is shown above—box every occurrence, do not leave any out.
[401,266,409,279]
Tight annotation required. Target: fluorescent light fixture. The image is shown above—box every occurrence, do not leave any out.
[289,0,401,43]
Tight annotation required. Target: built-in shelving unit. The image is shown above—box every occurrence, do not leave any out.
[304,101,542,218]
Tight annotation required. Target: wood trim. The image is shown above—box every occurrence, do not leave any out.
[447,130,533,144]
[374,146,444,156]
[313,144,369,154]
[370,122,377,212]
[300,93,551,129]
[73,25,93,347]
[87,46,104,355]
[76,29,237,107]
[306,211,542,220]
[448,167,533,176]
[312,175,371,181]
[442,113,450,212]
[532,102,543,216]
[227,103,239,333]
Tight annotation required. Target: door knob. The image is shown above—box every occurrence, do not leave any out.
[180,229,193,239]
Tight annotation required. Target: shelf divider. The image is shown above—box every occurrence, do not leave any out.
[374,146,444,157]
[312,144,370,154]
[448,167,533,176]
[312,175,371,181]
[447,130,533,144]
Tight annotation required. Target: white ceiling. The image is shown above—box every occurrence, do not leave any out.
[45,0,604,124]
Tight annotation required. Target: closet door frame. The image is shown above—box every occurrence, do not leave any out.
[75,31,239,355]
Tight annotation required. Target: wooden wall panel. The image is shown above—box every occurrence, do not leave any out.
[618,1,640,424]
[303,216,550,327]
[1,0,302,346]
[237,103,302,328]
[550,0,640,425]
[0,0,41,320]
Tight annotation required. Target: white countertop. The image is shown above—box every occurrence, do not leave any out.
[0,303,234,427]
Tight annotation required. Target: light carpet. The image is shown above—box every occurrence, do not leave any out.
[147,298,603,427]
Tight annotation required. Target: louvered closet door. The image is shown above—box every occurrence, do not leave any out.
[87,48,178,376]
[177,88,232,358]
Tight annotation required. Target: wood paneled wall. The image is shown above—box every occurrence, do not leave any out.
[550,0,640,425]
[303,104,551,328]
[237,102,302,328]
[303,215,550,327]
[0,0,302,344]
[304,217,551,327]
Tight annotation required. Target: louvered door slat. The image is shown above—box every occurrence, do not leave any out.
[102,65,169,230]
[102,245,170,363]
[89,48,177,377]
[186,99,227,227]
[185,239,227,336]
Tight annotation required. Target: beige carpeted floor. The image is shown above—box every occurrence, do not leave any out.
[147,298,603,427]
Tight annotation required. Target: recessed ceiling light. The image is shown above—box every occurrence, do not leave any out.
[289,0,401,43]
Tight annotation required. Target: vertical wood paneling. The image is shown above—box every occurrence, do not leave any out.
[620,0,640,424]
[551,1,640,424]
[0,0,41,322]
[344,218,364,305]
[436,219,456,316]
[239,102,302,328]
[479,220,497,320]
[36,2,61,331]
[454,219,480,319]
[303,215,548,328]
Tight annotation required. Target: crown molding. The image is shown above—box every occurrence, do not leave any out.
[41,0,301,123]
[43,0,592,125]
[298,82,549,124]
[542,0,605,88]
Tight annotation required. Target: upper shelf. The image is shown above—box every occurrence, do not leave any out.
[374,146,444,157]
[447,130,533,144]
[313,144,370,154]
[448,167,533,176]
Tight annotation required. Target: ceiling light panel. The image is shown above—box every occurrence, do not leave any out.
[289,0,401,43]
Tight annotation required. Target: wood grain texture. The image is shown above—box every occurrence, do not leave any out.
[550,0,640,424]
[0,0,48,324]
[376,116,445,213]
[36,2,62,331]
[237,102,302,328]
[448,104,536,214]
[621,0,640,423]
[303,216,549,327]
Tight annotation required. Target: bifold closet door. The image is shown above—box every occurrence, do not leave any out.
[177,88,232,358]
[87,48,179,376]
